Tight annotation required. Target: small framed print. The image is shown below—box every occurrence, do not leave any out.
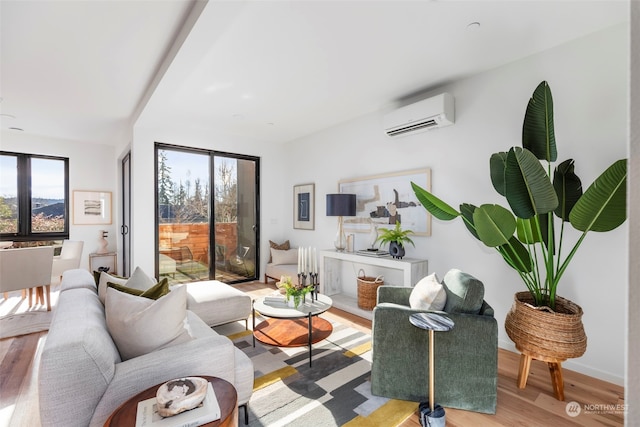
[293,184,315,230]
[73,190,112,225]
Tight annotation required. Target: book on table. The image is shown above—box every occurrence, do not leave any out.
[356,250,390,257]
[135,381,220,427]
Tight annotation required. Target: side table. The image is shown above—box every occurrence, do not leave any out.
[104,376,237,427]
[89,252,117,274]
[410,312,454,427]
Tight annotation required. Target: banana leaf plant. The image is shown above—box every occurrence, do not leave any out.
[411,81,627,310]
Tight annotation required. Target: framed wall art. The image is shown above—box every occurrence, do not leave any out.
[338,168,431,236]
[73,190,112,225]
[293,183,315,230]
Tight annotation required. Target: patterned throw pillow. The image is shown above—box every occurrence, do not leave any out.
[268,240,290,263]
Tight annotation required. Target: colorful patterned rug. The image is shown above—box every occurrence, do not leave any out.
[220,320,416,426]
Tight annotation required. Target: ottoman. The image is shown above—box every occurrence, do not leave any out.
[183,280,252,328]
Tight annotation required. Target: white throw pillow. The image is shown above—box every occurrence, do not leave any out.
[270,248,298,265]
[123,266,157,291]
[410,273,447,311]
[98,272,127,304]
[98,266,156,305]
[105,284,192,360]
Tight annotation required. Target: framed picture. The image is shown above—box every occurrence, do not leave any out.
[293,183,315,230]
[73,190,112,225]
[339,168,431,236]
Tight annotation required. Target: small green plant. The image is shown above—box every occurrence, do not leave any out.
[375,221,415,247]
[277,276,313,308]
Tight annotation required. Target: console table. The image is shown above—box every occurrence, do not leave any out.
[321,250,428,319]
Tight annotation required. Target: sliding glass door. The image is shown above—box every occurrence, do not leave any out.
[155,145,259,284]
[214,155,258,282]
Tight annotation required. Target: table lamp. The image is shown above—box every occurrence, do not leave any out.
[326,193,356,251]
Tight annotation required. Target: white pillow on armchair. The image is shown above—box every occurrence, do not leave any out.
[270,248,298,265]
[409,273,447,311]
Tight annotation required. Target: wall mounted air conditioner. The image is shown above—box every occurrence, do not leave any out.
[383,93,455,137]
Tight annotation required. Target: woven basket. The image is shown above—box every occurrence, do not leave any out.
[357,269,384,310]
[505,291,587,360]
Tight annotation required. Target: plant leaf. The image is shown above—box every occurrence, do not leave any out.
[516,217,541,243]
[570,159,627,232]
[505,147,558,218]
[522,81,557,162]
[499,236,533,273]
[490,152,508,196]
[411,182,460,221]
[553,159,582,221]
[473,204,516,247]
[460,203,480,240]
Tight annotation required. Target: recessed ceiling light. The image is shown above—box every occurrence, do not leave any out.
[467,22,481,30]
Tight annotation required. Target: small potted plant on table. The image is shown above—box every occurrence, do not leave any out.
[277,276,313,309]
[375,221,415,259]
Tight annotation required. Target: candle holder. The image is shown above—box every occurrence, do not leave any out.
[309,272,319,301]
[297,273,307,288]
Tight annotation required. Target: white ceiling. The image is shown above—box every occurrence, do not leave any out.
[0,1,630,146]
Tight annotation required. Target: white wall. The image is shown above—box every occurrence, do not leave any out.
[278,24,629,385]
[0,131,118,270]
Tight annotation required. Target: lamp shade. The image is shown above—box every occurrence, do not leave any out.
[326,194,356,217]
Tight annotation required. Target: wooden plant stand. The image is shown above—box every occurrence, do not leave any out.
[516,346,566,401]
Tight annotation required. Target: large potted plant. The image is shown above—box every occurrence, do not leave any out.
[375,221,415,259]
[411,81,627,363]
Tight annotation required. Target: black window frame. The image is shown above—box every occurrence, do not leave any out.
[0,151,70,242]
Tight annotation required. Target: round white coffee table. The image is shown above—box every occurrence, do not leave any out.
[252,293,333,367]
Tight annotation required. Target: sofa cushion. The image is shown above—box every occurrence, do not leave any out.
[409,273,447,311]
[97,272,127,304]
[270,247,298,265]
[269,240,290,262]
[105,284,192,360]
[97,266,156,304]
[108,277,170,300]
[442,269,485,314]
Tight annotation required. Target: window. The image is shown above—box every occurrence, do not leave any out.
[0,151,69,242]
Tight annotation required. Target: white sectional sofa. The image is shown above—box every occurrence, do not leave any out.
[38,269,253,427]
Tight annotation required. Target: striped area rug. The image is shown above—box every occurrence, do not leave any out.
[223,321,416,426]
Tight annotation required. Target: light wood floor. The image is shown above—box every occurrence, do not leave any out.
[0,281,624,426]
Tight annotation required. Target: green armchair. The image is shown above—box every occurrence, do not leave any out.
[371,272,498,414]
